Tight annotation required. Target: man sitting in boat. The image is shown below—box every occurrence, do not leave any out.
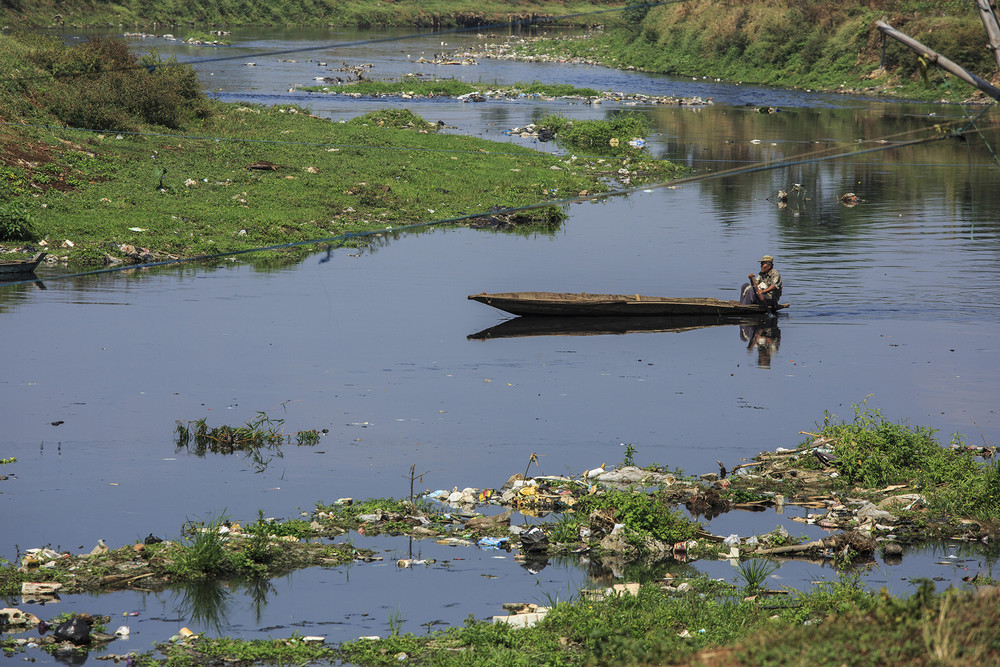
[740,255,782,307]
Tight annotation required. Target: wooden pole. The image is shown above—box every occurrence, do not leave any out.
[876,20,1000,101]
[974,0,1000,72]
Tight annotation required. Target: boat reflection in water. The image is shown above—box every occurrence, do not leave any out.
[740,320,781,369]
[469,314,780,359]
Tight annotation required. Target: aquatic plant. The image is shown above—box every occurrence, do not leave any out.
[175,412,321,471]
[387,608,406,637]
[551,513,584,544]
[620,443,636,468]
[735,558,778,593]
[177,512,237,577]
[817,402,999,519]
[575,488,699,547]
[536,110,652,156]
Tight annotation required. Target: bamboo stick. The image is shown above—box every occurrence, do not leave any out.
[876,20,1000,101]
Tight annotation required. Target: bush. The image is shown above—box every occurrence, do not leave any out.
[0,200,37,241]
[31,35,208,131]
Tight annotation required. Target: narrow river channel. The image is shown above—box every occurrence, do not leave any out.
[3,26,999,662]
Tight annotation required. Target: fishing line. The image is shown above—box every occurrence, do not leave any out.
[1,9,993,288]
[0,123,964,289]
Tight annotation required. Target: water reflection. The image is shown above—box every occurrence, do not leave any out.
[171,577,277,635]
[468,315,774,340]
[740,321,781,369]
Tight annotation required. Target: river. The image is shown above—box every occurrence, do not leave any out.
[2,26,999,662]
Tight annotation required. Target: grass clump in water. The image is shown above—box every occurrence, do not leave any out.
[574,487,700,549]
[175,412,321,472]
[303,76,477,97]
[817,402,1000,520]
[314,497,436,535]
[536,111,652,156]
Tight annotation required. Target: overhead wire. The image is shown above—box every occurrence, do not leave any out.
[0,117,973,289]
[1,3,996,289]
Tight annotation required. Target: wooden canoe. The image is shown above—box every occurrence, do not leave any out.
[468,292,787,318]
[0,251,46,276]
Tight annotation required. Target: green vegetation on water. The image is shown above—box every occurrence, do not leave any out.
[0,32,683,268]
[3,406,999,664]
[813,403,1000,520]
[299,77,605,100]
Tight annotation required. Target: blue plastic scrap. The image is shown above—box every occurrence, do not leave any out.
[477,536,509,549]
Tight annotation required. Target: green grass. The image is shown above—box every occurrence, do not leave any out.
[574,487,700,549]
[537,110,652,156]
[0,34,684,268]
[299,77,605,99]
[3,100,680,266]
[327,576,1000,666]
[301,76,478,97]
[816,402,1000,520]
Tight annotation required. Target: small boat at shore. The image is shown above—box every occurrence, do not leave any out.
[0,251,47,276]
[468,292,788,318]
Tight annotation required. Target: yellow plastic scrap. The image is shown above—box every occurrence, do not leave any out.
[519,486,537,496]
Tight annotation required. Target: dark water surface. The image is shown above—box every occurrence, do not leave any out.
[4,27,999,661]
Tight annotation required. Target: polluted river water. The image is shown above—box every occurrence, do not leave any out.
[2,26,999,662]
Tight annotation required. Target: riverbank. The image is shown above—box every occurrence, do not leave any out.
[0,32,684,269]
[476,2,998,104]
[1,102,678,269]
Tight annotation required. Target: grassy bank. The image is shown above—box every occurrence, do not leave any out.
[90,577,996,665]
[511,0,997,102]
[0,0,623,29]
[0,32,682,268]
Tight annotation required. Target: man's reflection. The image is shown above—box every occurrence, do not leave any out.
[740,321,781,368]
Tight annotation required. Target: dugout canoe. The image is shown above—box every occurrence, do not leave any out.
[468,292,787,318]
[0,252,46,276]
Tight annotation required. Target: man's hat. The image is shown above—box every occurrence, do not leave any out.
[760,255,774,263]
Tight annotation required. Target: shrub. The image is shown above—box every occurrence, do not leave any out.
[31,35,208,131]
[0,200,37,241]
